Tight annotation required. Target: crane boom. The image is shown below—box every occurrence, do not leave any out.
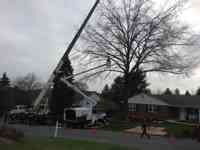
[34,0,100,108]
[60,78,97,108]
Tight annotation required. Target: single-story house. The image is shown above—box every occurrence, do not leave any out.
[128,93,200,122]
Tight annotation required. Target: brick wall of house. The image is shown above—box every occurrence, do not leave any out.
[128,104,179,121]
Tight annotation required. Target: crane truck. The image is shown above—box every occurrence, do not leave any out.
[8,0,109,127]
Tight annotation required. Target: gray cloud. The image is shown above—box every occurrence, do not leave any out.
[0,0,200,93]
[0,0,92,78]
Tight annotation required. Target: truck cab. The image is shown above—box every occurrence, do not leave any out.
[64,107,93,128]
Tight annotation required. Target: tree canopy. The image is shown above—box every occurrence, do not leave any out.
[13,73,42,91]
[163,88,173,95]
[195,87,200,95]
[81,0,199,116]
[185,90,191,96]
[102,69,148,105]
[0,72,10,88]
[174,88,180,95]
[0,73,12,113]
[101,84,110,98]
[49,57,75,118]
[82,0,198,76]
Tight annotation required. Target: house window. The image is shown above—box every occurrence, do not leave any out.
[147,104,156,112]
[187,108,198,121]
[129,103,137,112]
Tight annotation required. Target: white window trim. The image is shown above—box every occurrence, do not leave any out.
[188,109,198,120]
[147,104,156,113]
[128,103,137,112]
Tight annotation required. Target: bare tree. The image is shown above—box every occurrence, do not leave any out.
[81,0,199,115]
[13,73,43,91]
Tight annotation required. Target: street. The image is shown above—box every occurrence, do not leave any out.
[5,124,200,150]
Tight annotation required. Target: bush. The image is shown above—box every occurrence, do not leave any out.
[0,126,24,141]
[163,123,193,138]
[182,128,192,137]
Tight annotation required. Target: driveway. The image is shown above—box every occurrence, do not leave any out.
[6,124,200,150]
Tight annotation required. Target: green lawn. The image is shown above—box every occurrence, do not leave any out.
[102,120,138,132]
[0,137,136,150]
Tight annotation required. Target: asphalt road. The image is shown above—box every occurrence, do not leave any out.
[4,124,199,150]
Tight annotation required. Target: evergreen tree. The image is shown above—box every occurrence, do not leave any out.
[175,88,180,95]
[185,90,191,96]
[0,72,12,113]
[0,72,10,87]
[49,57,75,119]
[101,84,110,98]
[163,88,173,95]
[144,88,152,95]
[108,69,148,105]
[109,76,124,104]
[13,73,42,91]
[195,87,200,95]
[126,69,149,97]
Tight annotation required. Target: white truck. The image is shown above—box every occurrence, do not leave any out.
[9,105,28,115]
[64,107,107,128]
[8,105,32,123]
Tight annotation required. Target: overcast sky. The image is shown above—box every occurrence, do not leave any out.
[0,0,200,94]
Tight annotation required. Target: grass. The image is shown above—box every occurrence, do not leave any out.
[0,137,137,150]
[101,120,139,132]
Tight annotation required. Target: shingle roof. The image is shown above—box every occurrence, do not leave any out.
[128,94,169,106]
[152,95,200,108]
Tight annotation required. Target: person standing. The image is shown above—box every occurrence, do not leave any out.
[140,118,150,139]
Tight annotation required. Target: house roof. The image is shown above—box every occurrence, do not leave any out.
[153,95,200,108]
[128,94,200,108]
[128,94,169,106]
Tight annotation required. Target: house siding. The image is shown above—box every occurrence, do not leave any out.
[128,104,179,120]
[128,94,200,122]
[137,104,147,112]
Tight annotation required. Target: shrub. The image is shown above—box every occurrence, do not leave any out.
[164,124,193,138]
[0,126,24,141]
